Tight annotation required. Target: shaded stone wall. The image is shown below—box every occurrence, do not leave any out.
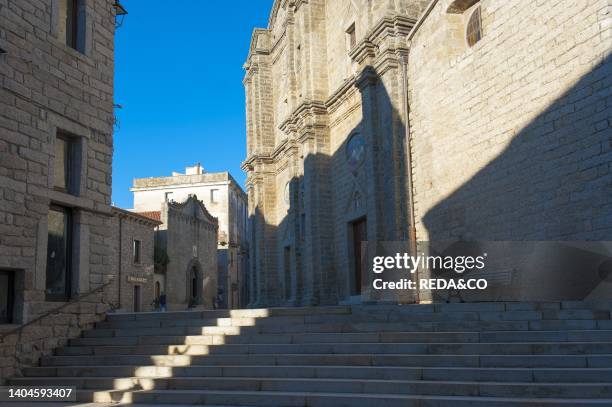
[408,0,612,242]
[110,209,158,313]
[159,196,218,310]
[244,0,611,306]
[0,0,116,382]
[0,287,113,384]
[243,0,428,306]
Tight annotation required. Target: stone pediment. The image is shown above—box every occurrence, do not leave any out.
[168,195,218,226]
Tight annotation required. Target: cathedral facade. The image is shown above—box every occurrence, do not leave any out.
[243,0,612,306]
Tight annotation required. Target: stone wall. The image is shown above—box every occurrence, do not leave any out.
[0,285,113,384]
[110,208,158,313]
[159,196,219,310]
[408,0,612,242]
[244,0,611,306]
[132,170,248,308]
[243,0,428,306]
[0,0,116,382]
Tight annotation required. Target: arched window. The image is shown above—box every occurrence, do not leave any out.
[466,6,482,47]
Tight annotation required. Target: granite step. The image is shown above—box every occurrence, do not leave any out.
[10,376,612,398]
[95,318,611,333]
[98,310,612,330]
[78,330,612,346]
[77,389,612,406]
[102,302,612,324]
[14,303,612,405]
[38,353,612,368]
[54,341,612,356]
[21,365,612,382]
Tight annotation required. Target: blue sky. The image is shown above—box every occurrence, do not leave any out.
[112,0,273,208]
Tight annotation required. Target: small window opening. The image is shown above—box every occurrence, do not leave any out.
[62,0,85,52]
[133,240,142,264]
[211,189,220,203]
[346,23,356,49]
[466,6,482,47]
[54,132,76,194]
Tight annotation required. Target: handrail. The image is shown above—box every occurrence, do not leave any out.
[0,280,115,342]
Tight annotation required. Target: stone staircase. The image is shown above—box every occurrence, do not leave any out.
[10,302,612,406]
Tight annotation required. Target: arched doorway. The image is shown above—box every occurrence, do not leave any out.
[155,281,161,300]
[186,260,203,308]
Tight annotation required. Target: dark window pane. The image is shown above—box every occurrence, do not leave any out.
[133,240,141,264]
[66,0,78,49]
[0,271,14,324]
[46,207,71,301]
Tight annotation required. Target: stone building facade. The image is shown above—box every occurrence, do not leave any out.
[0,0,120,383]
[132,165,248,308]
[243,0,611,306]
[408,0,612,302]
[110,207,160,313]
[139,195,219,311]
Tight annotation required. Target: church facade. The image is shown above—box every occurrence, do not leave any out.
[243,0,612,306]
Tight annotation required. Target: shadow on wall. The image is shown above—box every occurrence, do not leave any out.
[249,68,411,306]
[248,54,611,306]
[422,54,612,242]
[420,54,612,303]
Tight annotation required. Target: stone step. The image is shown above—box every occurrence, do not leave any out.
[77,389,612,406]
[81,331,482,343]
[95,318,611,333]
[98,310,612,331]
[77,330,612,346]
[103,302,612,324]
[106,306,352,322]
[37,353,612,368]
[10,376,612,398]
[18,365,612,383]
[54,341,612,357]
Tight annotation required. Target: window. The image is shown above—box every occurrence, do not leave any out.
[54,132,79,195]
[0,270,15,324]
[164,192,173,202]
[46,206,72,302]
[133,240,141,264]
[346,23,356,49]
[62,0,85,52]
[466,6,482,47]
[211,189,220,203]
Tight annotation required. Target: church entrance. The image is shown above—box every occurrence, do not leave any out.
[351,217,367,295]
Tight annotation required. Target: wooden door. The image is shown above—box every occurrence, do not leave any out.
[351,218,367,295]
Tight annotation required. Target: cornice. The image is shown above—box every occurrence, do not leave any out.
[279,99,327,132]
[244,28,271,70]
[350,15,417,65]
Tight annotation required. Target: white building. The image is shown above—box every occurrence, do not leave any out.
[131,165,248,308]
